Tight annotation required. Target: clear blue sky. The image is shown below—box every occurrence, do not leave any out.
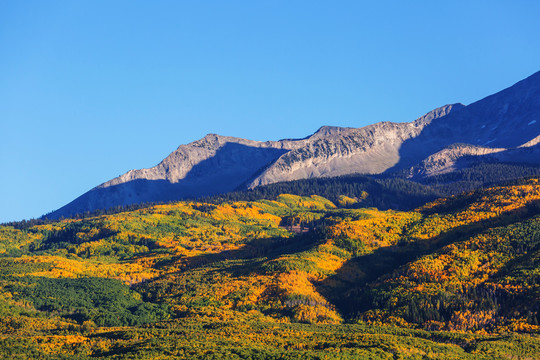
[1,1,540,222]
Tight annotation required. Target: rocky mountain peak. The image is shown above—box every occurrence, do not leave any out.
[412,103,465,127]
[311,126,349,137]
[190,133,231,149]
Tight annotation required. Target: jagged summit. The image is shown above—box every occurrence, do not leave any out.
[47,70,540,219]
[312,126,350,137]
[412,103,465,126]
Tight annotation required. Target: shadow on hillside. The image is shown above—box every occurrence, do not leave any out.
[144,229,324,284]
[49,142,289,219]
[316,200,540,318]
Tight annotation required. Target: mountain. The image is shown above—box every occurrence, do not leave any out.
[48,71,540,219]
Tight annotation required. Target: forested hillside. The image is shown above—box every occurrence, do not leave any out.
[1,178,539,358]
[31,161,540,223]
[204,161,540,208]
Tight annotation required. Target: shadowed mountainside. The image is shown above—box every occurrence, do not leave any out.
[50,143,289,218]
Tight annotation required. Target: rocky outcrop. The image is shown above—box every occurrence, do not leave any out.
[248,104,462,187]
[405,142,540,178]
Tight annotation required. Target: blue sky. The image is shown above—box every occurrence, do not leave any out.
[1,1,540,222]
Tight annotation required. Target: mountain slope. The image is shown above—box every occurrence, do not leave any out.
[1,179,540,359]
[404,143,540,177]
[48,71,540,219]
[248,104,463,187]
[50,136,294,218]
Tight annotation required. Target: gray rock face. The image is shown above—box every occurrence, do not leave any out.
[48,70,540,219]
[248,104,461,187]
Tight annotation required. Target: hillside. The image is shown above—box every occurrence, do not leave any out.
[48,70,540,219]
[1,178,540,358]
[202,162,540,210]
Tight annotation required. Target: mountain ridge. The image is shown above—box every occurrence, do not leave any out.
[48,71,540,219]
